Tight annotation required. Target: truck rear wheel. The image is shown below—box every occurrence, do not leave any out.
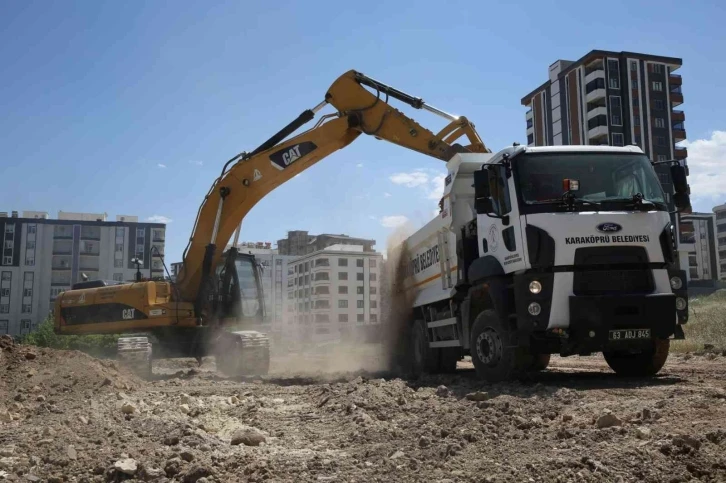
[603,338,670,377]
[528,353,551,372]
[410,319,438,376]
[469,309,529,382]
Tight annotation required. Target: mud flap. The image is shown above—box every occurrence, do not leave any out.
[673,324,685,340]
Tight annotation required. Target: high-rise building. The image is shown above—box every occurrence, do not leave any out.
[520,49,694,275]
[287,244,383,344]
[679,213,721,286]
[277,230,375,256]
[0,210,166,337]
[713,203,726,280]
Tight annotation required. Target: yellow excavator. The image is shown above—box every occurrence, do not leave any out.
[53,70,489,377]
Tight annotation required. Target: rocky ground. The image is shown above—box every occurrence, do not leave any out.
[1,335,726,483]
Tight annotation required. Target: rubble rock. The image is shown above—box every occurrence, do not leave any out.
[180,450,194,462]
[465,391,491,402]
[230,428,266,446]
[635,427,651,440]
[182,464,213,483]
[436,386,449,397]
[596,411,622,429]
[180,404,191,414]
[121,402,137,414]
[114,458,138,475]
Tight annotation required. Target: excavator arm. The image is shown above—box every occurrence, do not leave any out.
[176,69,489,322]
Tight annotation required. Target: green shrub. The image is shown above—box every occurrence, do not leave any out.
[21,316,120,358]
[672,290,726,352]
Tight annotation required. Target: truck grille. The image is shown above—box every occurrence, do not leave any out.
[572,247,654,295]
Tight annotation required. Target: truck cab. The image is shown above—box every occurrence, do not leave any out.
[402,144,691,381]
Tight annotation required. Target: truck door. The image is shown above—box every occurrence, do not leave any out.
[478,164,527,274]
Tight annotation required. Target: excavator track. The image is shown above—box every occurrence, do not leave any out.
[116,336,153,379]
[214,330,270,377]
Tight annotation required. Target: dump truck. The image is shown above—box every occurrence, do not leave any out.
[393,144,691,381]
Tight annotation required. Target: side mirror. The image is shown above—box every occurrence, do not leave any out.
[670,165,689,195]
[674,192,691,211]
[475,197,493,214]
[473,169,490,199]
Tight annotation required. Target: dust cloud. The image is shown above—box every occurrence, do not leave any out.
[266,223,419,378]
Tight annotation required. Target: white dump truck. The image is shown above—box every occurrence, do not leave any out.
[394,144,691,381]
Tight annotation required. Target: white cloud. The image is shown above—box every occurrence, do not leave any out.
[389,169,447,201]
[680,131,726,200]
[157,163,167,168]
[380,215,408,228]
[389,170,430,187]
[356,163,364,168]
[384,192,392,198]
[147,215,172,224]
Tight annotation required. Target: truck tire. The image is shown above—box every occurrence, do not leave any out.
[603,338,670,377]
[528,353,551,372]
[469,309,530,382]
[410,319,438,377]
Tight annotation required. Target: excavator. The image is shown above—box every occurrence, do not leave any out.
[52,69,489,378]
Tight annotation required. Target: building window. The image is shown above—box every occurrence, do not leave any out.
[2,257,11,265]
[607,59,620,89]
[356,259,364,268]
[370,273,377,281]
[23,288,32,297]
[25,258,34,266]
[1,272,10,281]
[370,300,377,309]
[357,314,364,322]
[304,262,309,272]
[5,225,14,234]
[338,272,348,280]
[652,64,664,74]
[370,314,378,323]
[632,97,639,107]
[0,305,8,314]
[631,79,638,89]
[21,304,32,313]
[356,273,364,281]
[654,99,664,110]
[26,241,35,249]
[339,286,348,294]
[527,133,534,145]
[113,273,123,282]
[115,227,124,237]
[338,258,348,267]
[634,135,641,145]
[0,288,9,297]
[3,241,12,249]
[612,133,624,146]
[652,81,663,92]
[304,275,310,285]
[357,286,364,295]
[0,320,8,334]
[339,314,348,323]
[27,225,36,234]
[370,286,377,295]
[609,96,622,126]
[630,61,638,72]
[338,300,348,308]
[369,259,377,268]
[115,244,124,252]
[357,300,364,309]
[114,259,123,268]
[654,118,665,128]
[657,155,667,161]
[655,136,666,146]
[276,259,282,266]
[634,117,640,126]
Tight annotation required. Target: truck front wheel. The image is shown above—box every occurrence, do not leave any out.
[602,338,670,377]
[410,319,438,377]
[469,310,530,382]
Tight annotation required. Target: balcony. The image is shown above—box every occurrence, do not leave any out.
[588,125,608,141]
[53,227,73,239]
[675,147,688,159]
[671,92,684,107]
[672,110,685,123]
[672,122,687,142]
[80,227,101,241]
[586,87,606,103]
[585,68,605,85]
[670,74,682,86]
[525,109,532,120]
[587,106,607,120]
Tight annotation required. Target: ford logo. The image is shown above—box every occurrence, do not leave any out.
[597,222,622,233]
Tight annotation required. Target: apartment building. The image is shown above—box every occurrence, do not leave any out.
[277,230,375,256]
[679,213,721,286]
[287,244,383,344]
[714,203,726,280]
[0,210,166,336]
[521,49,694,274]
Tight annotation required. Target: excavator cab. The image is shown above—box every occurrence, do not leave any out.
[214,248,268,330]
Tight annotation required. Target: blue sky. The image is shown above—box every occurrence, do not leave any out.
[2,0,725,264]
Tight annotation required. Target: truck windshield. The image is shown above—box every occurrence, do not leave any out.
[514,152,667,210]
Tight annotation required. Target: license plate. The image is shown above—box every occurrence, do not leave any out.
[608,328,651,341]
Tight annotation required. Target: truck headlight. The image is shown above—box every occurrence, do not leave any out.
[528,302,541,316]
[529,280,542,294]
[676,297,687,311]
[670,276,683,290]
